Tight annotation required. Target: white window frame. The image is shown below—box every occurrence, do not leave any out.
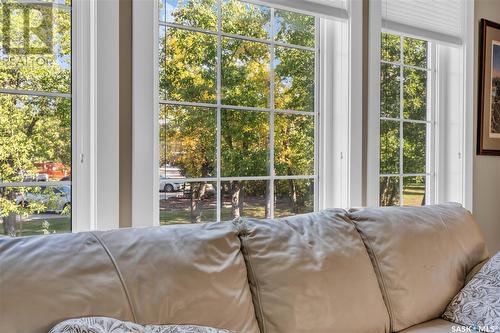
[378,32,436,206]
[0,0,98,233]
[73,0,96,231]
[367,0,474,210]
[132,0,362,227]
[159,2,319,221]
[463,0,474,211]
[72,0,122,232]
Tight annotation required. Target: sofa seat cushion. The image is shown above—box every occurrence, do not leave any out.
[50,317,233,333]
[348,204,489,332]
[238,209,390,333]
[94,222,260,333]
[398,319,468,333]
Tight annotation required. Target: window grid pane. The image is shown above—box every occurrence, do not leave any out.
[0,2,72,236]
[379,32,431,207]
[159,0,317,223]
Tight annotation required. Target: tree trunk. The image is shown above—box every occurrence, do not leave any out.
[287,178,298,214]
[380,178,391,206]
[3,213,16,237]
[230,181,243,219]
[190,182,207,223]
[380,177,398,206]
[2,191,17,236]
[265,181,271,218]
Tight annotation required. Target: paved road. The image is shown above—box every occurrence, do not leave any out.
[18,213,67,222]
[159,191,184,200]
[16,191,183,222]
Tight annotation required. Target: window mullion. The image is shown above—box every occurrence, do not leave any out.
[380,59,430,72]
[160,99,316,115]
[269,7,275,219]
[428,42,437,204]
[313,16,320,211]
[399,35,404,205]
[158,21,315,52]
[216,0,222,222]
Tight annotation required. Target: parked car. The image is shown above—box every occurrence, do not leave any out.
[22,173,49,182]
[159,166,185,192]
[36,173,49,182]
[16,186,71,212]
[159,175,184,192]
[159,166,185,178]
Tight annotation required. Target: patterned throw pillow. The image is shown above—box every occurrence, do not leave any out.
[50,317,234,333]
[442,252,500,333]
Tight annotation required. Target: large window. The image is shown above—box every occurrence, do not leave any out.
[379,32,432,206]
[0,1,72,236]
[368,0,472,209]
[158,0,318,224]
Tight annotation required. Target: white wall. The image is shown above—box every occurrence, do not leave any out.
[474,0,500,254]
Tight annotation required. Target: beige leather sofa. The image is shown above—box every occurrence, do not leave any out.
[0,203,489,333]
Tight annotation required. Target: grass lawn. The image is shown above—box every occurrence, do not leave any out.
[403,183,426,206]
[160,209,216,224]
[160,200,313,225]
[0,216,71,237]
[2,187,425,234]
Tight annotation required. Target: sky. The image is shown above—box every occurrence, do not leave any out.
[493,42,500,79]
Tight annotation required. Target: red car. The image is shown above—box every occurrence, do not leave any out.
[34,162,70,181]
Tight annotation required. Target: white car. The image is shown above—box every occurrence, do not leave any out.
[22,173,49,182]
[16,186,71,212]
[159,175,184,192]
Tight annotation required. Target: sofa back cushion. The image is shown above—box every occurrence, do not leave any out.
[238,209,390,333]
[348,204,489,332]
[0,232,135,333]
[94,222,260,333]
[0,222,260,333]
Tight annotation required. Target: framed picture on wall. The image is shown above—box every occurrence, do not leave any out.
[478,19,500,155]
